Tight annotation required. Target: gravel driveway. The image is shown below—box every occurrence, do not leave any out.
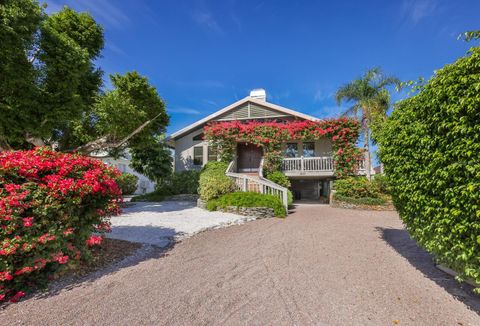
[107,201,256,246]
[2,205,480,325]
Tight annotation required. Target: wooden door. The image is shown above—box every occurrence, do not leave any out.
[237,143,263,172]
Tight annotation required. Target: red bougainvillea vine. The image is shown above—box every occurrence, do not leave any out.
[0,148,122,302]
[204,118,362,177]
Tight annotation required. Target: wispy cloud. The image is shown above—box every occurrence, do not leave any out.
[169,107,202,115]
[192,10,223,34]
[106,41,127,57]
[313,89,332,102]
[401,0,439,24]
[44,0,130,30]
[203,99,219,107]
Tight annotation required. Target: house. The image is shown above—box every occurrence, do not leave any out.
[169,89,368,203]
[92,151,156,195]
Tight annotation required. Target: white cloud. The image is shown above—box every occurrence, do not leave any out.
[169,107,202,115]
[401,0,439,24]
[192,10,223,34]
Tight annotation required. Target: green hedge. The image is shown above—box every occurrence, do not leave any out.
[334,176,382,199]
[115,172,138,195]
[377,47,480,285]
[198,162,235,201]
[161,170,200,195]
[207,192,286,217]
[333,193,387,206]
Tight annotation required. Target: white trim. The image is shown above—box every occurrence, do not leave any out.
[169,96,320,140]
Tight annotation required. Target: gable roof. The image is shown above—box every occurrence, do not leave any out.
[169,96,320,140]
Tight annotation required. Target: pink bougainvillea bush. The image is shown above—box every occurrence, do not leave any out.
[0,148,122,302]
[204,118,362,177]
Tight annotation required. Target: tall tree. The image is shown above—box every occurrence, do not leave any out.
[0,1,172,181]
[335,68,399,180]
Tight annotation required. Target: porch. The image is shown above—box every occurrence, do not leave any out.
[281,156,366,177]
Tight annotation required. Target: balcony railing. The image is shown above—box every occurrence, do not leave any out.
[282,156,366,176]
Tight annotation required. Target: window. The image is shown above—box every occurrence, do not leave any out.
[285,143,298,158]
[303,142,315,157]
[208,147,217,162]
[193,133,204,141]
[193,146,203,165]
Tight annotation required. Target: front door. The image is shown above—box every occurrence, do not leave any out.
[237,143,263,172]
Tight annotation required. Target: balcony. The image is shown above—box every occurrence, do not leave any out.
[282,156,366,177]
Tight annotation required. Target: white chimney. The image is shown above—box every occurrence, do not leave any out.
[250,88,266,102]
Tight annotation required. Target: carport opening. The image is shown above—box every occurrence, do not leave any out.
[291,179,331,204]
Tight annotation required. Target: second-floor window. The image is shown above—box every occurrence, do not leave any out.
[285,143,298,158]
[303,142,315,157]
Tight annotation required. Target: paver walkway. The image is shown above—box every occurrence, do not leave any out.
[2,205,480,325]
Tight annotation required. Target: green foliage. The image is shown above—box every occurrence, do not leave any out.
[198,162,235,201]
[159,170,200,195]
[131,189,169,202]
[333,193,387,206]
[287,190,293,206]
[206,192,286,217]
[334,177,381,199]
[0,2,104,147]
[115,173,138,195]
[459,30,480,42]
[129,138,172,183]
[372,174,390,195]
[266,171,291,188]
[263,150,284,176]
[376,47,480,284]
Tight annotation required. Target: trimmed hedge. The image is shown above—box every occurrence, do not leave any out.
[207,192,286,217]
[162,170,200,195]
[115,172,138,195]
[334,176,381,199]
[377,47,480,285]
[198,162,235,201]
[333,193,387,206]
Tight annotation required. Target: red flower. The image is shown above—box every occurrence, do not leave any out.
[86,235,103,247]
[0,271,13,281]
[22,217,33,227]
[9,291,25,303]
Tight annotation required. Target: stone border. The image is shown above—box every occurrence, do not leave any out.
[197,198,275,219]
[330,198,395,211]
[436,264,480,288]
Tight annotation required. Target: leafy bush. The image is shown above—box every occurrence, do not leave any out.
[372,174,390,195]
[198,162,234,201]
[131,188,169,202]
[377,47,480,285]
[0,148,121,302]
[333,193,387,206]
[266,171,291,188]
[334,177,381,199]
[161,170,200,195]
[115,173,138,195]
[206,192,286,217]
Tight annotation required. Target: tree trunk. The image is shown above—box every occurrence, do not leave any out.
[364,126,372,181]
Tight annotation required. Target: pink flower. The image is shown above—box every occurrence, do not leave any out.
[22,217,33,227]
[86,235,103,247]
[9,291,25,303]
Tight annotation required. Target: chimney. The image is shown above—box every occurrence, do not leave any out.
[250,88,266,102]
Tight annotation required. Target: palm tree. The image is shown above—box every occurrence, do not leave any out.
[335,68,399,180]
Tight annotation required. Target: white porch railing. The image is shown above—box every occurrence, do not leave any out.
[282,156,366,176]
[226,160,289,213]
[282,156,334,176]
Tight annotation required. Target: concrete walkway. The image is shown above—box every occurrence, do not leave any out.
[2,205,480,325]
[107,201,256,246]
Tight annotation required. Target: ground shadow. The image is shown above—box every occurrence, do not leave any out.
[6,226,179,306]
[377,227,480,313]
[121,200,196,214]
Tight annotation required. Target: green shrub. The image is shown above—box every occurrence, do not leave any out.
[207,192,286,217]
[333,193,387,206]
[334,177,381,199]
[372,174,390,195]
[131,188,169,202]
[198,162,235,201]
[160,170,200,195]
[376,47,480,285]
[287,190,293,206]
[266,171,291,188]
[115,172,139,195]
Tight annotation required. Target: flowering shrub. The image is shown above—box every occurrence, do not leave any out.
[0,148,122,302]
[204,118,361,177]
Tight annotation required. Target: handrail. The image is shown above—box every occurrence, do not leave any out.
[225,159,289,214]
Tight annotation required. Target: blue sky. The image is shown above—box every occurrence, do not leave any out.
[44,0,479,134]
